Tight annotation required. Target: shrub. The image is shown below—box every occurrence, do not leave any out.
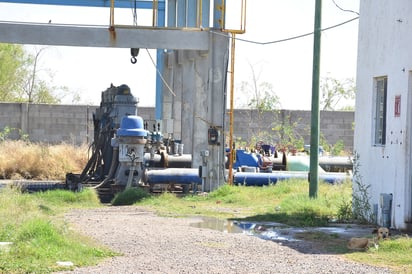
[111,187,151,206]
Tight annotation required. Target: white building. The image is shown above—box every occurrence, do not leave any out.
[354,0,412,230]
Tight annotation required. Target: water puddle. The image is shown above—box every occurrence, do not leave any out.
[190,217,302,242]
[190,217,373,242]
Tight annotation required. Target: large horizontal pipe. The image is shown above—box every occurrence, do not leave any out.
[144,168,202,185]
[144,153,192,168]
[319,156,353,172]
[234,171,351,186]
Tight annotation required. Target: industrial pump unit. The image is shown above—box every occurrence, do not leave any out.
[65,84,199,202]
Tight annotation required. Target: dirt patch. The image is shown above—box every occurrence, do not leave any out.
[55,206,394,274]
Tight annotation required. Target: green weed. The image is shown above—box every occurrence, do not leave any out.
[139,179,352,226]
[111,187,151,205]
[346,236,412,273]
[0,187,114,273]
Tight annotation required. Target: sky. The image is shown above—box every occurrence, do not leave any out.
[0,0,360,109]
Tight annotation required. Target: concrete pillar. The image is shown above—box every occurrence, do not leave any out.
[172,50,183,141]
[160,33,229,192]
[192,51,209,171]
[181,51,196,154]
[162,51,175,135]
[205,32,229,191]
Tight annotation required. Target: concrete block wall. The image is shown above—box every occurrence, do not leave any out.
[230,109,354,152]
[0,103,21,131]
[0,103,93,144]
[0,103,353,151]
[0,103,158,144]
[320,111,354,151]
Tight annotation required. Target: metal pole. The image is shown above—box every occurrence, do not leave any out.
[109,0,114,27]
[309,0,322,198]
[155,2,166,120]
[228,33,236,185]
[152,0,158,27]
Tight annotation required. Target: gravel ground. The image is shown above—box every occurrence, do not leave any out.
[56,206,394,274]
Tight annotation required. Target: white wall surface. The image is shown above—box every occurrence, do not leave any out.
[355,0,412,230]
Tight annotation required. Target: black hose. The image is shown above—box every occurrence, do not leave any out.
[92,147,119,189]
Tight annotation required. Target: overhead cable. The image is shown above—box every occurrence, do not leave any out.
[211,16,359,45]
[145,48,176,96]
[332,0,359,16]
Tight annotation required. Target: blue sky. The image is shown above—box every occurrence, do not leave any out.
[0,1,360,109]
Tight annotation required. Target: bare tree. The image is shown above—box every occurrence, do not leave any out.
[237,62,281,111]
[1,44,80,104]
[20,47,62,104]
[320,75,355,111]
[25,47,43,103]
[233,62,283,149]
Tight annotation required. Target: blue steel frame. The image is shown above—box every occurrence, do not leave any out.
[0,0,159,9]
[0,0,218,120]
[0,0,167,120]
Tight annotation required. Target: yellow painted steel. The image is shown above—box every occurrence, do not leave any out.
[109,0,158,28]
[152,0,158,27]
[227,32,236,185]
[198,0,203,28]
[223,0,246,185]
[110,0,114,27]
[109,0,246,31]
[221,0,247,34]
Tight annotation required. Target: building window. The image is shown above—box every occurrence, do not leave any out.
[373,77,387,145]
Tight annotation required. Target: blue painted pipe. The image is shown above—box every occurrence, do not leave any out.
[145,168,349,187]
[318,172,352,184]
[145,168,202,185]
[234,171,351,186]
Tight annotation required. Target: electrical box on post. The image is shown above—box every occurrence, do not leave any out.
[208,127,219,145]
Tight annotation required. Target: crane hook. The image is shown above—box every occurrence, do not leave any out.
[130,48,139,64]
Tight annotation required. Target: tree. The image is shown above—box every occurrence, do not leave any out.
[0,44,26,102]
[272,115,305,153]
[320,75,355,111]
[235,62,284,150]
[237,62,281,111]
[0,43,79,104]
[246,81,281,111]
[19,46,66,104]
[22,47,46,103]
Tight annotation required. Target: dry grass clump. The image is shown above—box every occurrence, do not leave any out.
[0,140,89,180]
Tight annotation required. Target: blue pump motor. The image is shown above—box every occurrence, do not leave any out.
[117,115,147,137]
[115,115,147,164]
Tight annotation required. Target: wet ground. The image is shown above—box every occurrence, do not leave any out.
[190,217,379,254]
[191,217,375,239]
